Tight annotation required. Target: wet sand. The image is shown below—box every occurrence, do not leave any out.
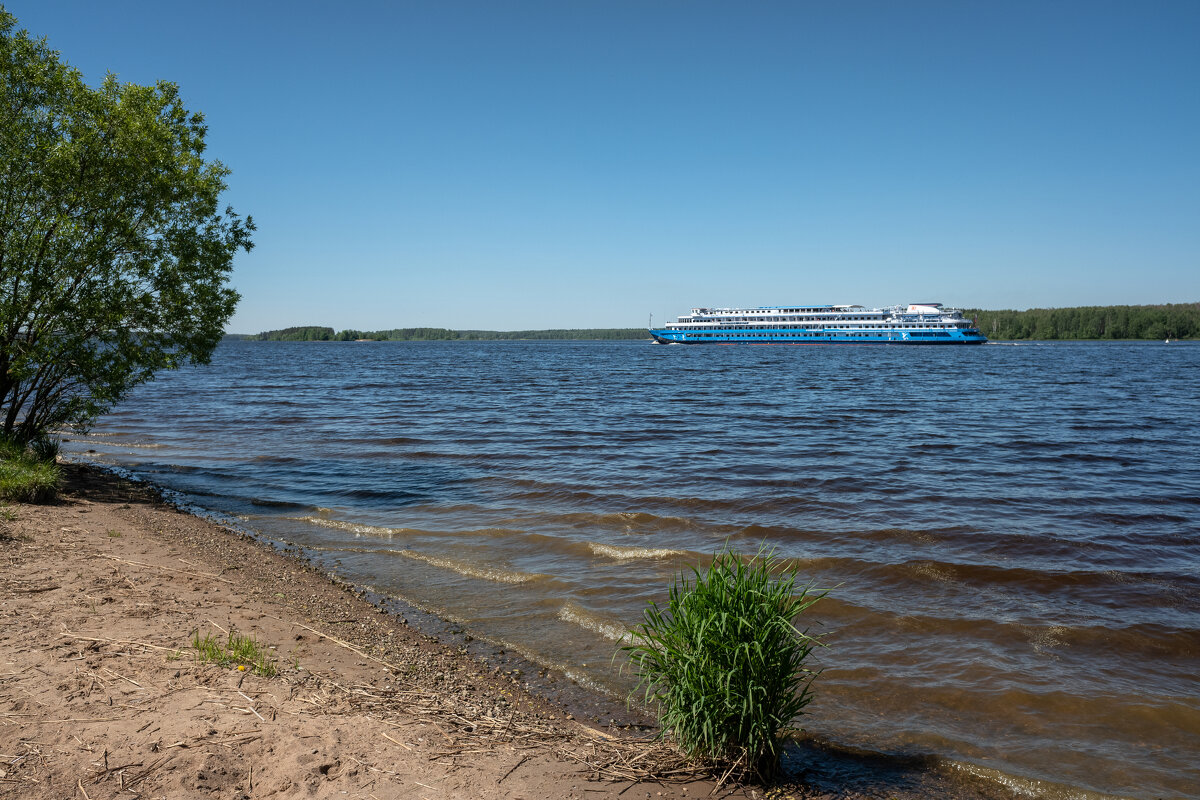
[1,464,1018,800]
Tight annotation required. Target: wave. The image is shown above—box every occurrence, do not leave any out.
[331,486,430,502]
[66,433,166,449]
[834,601,1200,663]
[293,516,537,545]
[558,602,632,643]
[245,454,301,464]
[589,542,687,561]
[394,549,545,585]
[294,516,405,537]
[335,435,434,446]
[248,497,312,510]
[518,509,701,533]
[888,558,1200,601]
[947,758,1142,800]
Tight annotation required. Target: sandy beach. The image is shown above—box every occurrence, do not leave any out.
[1,464,774,800]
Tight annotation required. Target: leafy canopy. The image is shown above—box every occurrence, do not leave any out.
[0,7,252,440]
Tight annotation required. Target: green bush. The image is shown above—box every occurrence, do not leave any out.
[27,435,60,463]
[622,547,826,780]
[0,435,21,462]
[0,454,60,503]
[0,433,61,503]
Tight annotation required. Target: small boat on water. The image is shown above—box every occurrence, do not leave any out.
[649,303,988,345]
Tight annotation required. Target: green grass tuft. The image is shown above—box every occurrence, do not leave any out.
[621,546,827,780]
[27,435,60,463]
[192,629,277,677]
[0,433,61,503]
[0,437,21,462]
[0,454,60,503]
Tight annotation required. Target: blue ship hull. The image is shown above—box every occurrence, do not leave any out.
[649,328,988,344]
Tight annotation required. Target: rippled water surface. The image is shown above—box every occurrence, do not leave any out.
[65,340,1200,799]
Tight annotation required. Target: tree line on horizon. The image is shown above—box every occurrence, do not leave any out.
[962,303,1198,340]
[239,326,648,341]
[237,303,1199,342]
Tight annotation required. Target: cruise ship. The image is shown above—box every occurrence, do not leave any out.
[649,303,987,345]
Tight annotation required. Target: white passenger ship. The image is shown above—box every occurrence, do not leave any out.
[649,303,987,345]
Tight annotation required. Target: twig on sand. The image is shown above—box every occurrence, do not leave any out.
[715,756,743,788]
[99,554,234,584]
[18,717,122,724]
[11,585,60,594]
[380,731,412,751]
[237,697,266,722]
[76,778,90,799]
[266,616,400,672]
[121,756,171,791]
[60,628,179,653]
[555,737,712,786]
[496,754,530,784]
[90,761,144,784]
[101,667,143,689]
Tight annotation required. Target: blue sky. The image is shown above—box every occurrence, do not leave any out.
[7,1,1198,332]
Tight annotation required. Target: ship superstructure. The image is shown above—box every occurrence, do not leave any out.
[649,303,987,344]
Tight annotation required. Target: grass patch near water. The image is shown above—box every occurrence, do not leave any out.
[622,547,827,781]
[192,629,277,677]
[0,452,60,503]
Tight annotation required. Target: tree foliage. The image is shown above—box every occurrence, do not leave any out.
[0,8,252,441]
[964,303,1199,340]
[252,326,649,341]
[251,326,336,341]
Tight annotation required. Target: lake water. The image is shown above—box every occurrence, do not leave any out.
[63,340,1200,799]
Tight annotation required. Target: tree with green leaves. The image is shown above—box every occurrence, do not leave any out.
[0,7,252,442]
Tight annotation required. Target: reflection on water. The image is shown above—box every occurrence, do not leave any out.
[65,340,1200,799]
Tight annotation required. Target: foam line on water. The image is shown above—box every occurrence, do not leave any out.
[946,759,1139,800]
[294,515,405,537]
[558,601,632,643]
[396,549,545,584]
[589,542,687,561]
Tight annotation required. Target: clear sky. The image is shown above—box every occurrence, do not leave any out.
[6,1,1199,332]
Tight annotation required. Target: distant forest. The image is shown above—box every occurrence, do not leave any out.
[962,303,1198,340]
[231,303,1199,342]
[243,326,647,341]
